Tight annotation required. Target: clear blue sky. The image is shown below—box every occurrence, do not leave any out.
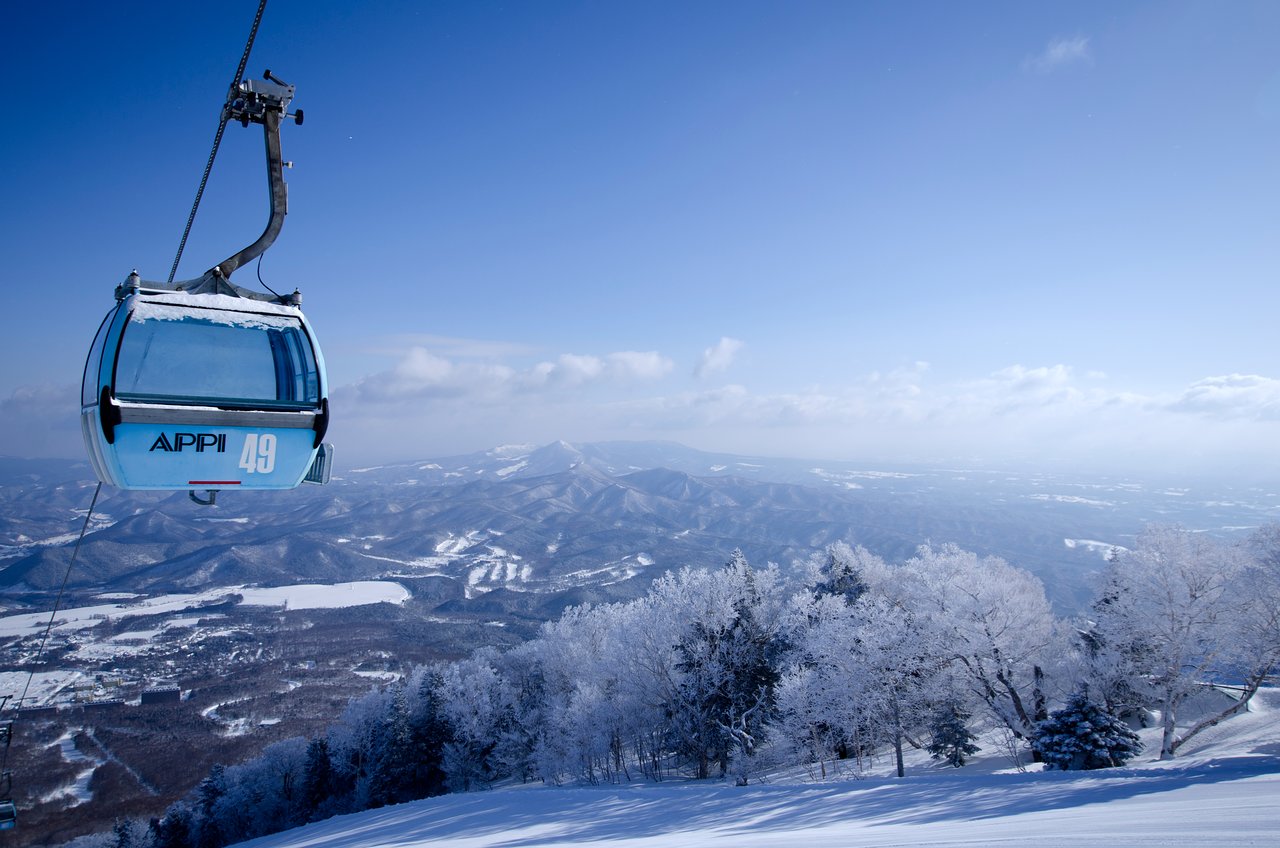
[2,1,1277,476]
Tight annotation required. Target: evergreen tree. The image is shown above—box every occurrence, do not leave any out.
[369,685,416,807]
[112,818,135,848]
[150,807,193,848]
[926,701,980,767]
[406,671,450,798]
[1032,689,1142,770]
[813,542,870,605]
[194,765,226,848]
[668,552,779,779]
[300,737,336,819]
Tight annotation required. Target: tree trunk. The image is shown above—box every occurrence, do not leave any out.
[1169,678,1263,756]
[892,693,905,779]
[1159,689,1179,760]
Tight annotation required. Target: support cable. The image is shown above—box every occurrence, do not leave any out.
[167,0,270,283]
[0,482,103,776]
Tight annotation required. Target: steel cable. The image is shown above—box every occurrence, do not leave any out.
[167,0,270,283]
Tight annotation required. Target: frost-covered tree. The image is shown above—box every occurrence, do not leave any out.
[150,806,193,848]
[369,685,416,807]
[300,737,336,820]
[777,584,947,779]
[927,700,980,767]
[438,650,517,790]
[663,552,781,780]
[1139,525,1280,755]
[896,544,1061,743]
[1235,525,1280,695]
[1091,526,1248,758]
[212,737,308,843]
[1079,573,1150,720]
[193,764,226,848]
[812,542,873,605]
[1032,689,1141,770]
[112,818,152,848]
[404,666,451,798]
[326,686,394,809]
[523,600,661,784]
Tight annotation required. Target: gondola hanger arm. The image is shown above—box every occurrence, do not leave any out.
[212,72,304,282]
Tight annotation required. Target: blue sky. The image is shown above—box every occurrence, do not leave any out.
[2,1,1277,476]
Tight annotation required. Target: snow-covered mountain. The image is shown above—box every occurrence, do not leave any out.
[2,442,1275,617]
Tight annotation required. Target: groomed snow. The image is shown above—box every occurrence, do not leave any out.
[238,691,1280,848]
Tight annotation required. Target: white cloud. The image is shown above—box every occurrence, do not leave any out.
[351,346,673,402]
[8,353,1276,479]
[1167,374,1280,420]
[609,351,675,381]
[960,364,1088,413]
[352,347,517,401]
[694,337,745,378]
[1025,36,1092,73]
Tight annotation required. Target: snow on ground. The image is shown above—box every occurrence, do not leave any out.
[1028,494,1116,507]
[0,581,411,638]
[0,670,85,706]
[240,692,1280,848]
[238,581,411,611]
[39,730,103,807]
[0,590,239,638]
[1063,538,1127,556]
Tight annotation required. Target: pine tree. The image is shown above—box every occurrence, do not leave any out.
[194,764,226,848]
[113,818,134,848]
[926,701,980,768]
[813,542,870,605]
[369,686,414,807]
[300,737,336,819]
[407,671,450,798]
[1032,689,1142,770]
[150,807,193,848]
[668,552,779,780]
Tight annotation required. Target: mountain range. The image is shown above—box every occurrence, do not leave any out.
[2,441,1276,618]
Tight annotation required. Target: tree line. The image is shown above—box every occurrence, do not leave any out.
[86,524,1280,848]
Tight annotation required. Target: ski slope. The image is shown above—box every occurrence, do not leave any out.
[238,691,1280,848]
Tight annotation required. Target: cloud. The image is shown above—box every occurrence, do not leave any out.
[608,351,675,381]
[1166,374,1280,421]
[352,347,517,402]
[1025,36,1092,73]
[350,346,673,402]
[694,337,745,378]
[965,364,1087,413]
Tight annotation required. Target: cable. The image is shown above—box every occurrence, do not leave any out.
[167,0,271,284]
[1,482,103,775]
[256,253,282,299]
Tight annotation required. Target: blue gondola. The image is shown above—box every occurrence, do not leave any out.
[81,73,332,503]
[81,275,330,496]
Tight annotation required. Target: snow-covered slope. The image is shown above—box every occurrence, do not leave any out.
[238,691,1280,848]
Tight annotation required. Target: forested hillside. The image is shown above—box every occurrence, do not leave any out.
[91,525,1280,848]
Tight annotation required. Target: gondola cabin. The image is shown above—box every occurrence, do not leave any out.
[82,279,330,494]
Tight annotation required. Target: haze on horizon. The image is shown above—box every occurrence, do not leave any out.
[2,1,1277,481]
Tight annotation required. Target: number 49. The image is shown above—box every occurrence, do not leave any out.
[239,433,277,474]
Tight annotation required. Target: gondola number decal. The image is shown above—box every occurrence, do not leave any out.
[239,433,277,474]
